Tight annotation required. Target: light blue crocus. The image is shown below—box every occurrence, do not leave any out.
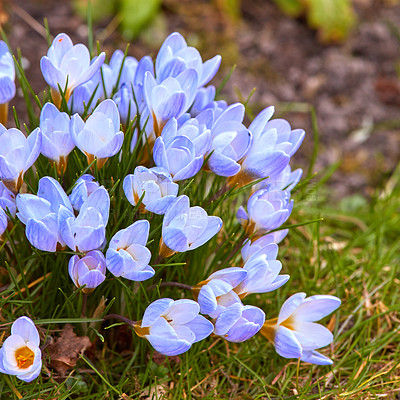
[213,302,265,343]
[40,102,74,174]
[194,267,247,318]
[241,234,284,263]
[0,125,41,193]
[0,181,16,236]
[160,195,222,257]
[235,254,289,297]
[204,103,252,177]
[143,69,198,137]
[153,118,204,181]
[0,41,16,105]
[0,316,42,382]
[69,250,106,293]
[106,220,154,281]
[40,33,105,103]
[69,174,100,212]
[190,86,216,117]
[134,298,214,356]
[60,184,110,252]
[237,189,293,237]
[156,32,221,87]
[70,99,124,168]
[16,176,74,252]
[261,292,341,365]
[234,106,305,186]
[123,166,179,214]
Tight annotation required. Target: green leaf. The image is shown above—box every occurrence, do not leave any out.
[307,0,356,42]
[120,0,162,39]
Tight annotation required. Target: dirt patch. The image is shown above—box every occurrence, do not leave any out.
[4,0,400,198]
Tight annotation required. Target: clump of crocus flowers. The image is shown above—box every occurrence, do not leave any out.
[0,32,340,384]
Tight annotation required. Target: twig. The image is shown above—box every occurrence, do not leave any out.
[11,4,49,40]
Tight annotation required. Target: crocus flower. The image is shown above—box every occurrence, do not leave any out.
[0,316,42,382]
[190,86,216,117]
[231,106,305,187]
[0,125,41,193]
[193,267,246,318]
[69,174,99,212]
[156,32,221,87]
[234,254,289,298]
[260,292,341,365]
[241,233,288,263]
[123,166,179,214]
[60,184,110,252]
[0,181,16,236]
[153,119,204,182]
[213,302,265,343]
[40,33,105,105]
[237,189,293,238]
[40,102,74,174]
[0,41,16,125]
[16,176,74,252]
[69,250,106,293]
[106,220,154,281]
[70,99,124,168]
[143,69,198,137]
[205,103,252,177]
[254,165,303,193]
[134,298,213,356]
[160,195,222,257]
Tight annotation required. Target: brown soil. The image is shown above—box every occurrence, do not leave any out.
[4,0,400,199]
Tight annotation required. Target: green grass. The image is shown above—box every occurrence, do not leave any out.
[1,135,400,399]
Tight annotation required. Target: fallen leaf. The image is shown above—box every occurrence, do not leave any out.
[46,324,91,376]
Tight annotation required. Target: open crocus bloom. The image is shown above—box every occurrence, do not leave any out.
[0,125,41,193]
[0,316,42,382]
[134,298,213,356]
[106,220,154,281]
[160,195,222,257]
[40,33,105,104]
[260,292,341,365]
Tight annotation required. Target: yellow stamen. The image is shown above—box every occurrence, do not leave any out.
[15,346,34,369]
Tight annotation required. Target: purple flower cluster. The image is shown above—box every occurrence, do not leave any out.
[0,31,340,383]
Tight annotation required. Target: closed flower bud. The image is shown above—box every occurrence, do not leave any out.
[237,189,293,238]
[60,184,110,253]
[70,99,124,169]
[69,250,106,293]
[156,32,221,88]
[0,41,16,125]
[69,174,100,212]
[40,102,74,174]
[213,302,265,343]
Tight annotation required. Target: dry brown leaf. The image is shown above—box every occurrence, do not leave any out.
[46,324,91,376]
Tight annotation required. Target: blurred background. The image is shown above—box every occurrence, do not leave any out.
[2,0,400,202]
